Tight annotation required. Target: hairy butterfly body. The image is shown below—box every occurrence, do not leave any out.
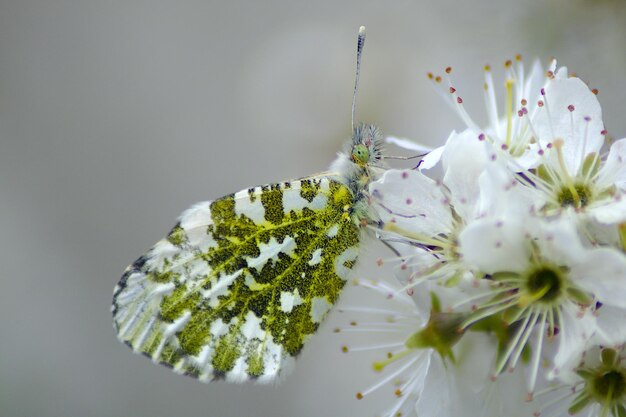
[112,27,385,383]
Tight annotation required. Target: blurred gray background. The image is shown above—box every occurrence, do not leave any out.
[1,1,625,417]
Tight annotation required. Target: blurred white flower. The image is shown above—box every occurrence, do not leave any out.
[534,346,626,417]
[336,278,432,417]
[337,276,536,417]
[459,216,626,393]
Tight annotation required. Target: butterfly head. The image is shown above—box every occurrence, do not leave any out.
[350,122,383,167]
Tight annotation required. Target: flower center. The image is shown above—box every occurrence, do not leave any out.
[592,369,626,402]
[557,183,592,208]
[524,265,563,303]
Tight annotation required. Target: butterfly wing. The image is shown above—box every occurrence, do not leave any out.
[112,178,360,383]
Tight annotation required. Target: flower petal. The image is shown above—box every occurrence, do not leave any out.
[459,218,530,274]
[531,76,604,174]
[596,138,626,191]
[589,198,626,225]
[550,301,595,379]
[593,305,626,347]
[370,169,453,237]
[534,217,588,266]
[476,155,535,218]
[570,247,626,309]
[386,136,434,152]
[441,129,490,220]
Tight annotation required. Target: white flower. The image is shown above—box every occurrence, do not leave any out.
[533,345,626,417]
[370,129,531,289]
[506,72,626,224]
[434,59,626,228]
[458,216,626,393]
[423,57,551,167]
[338,275,536,417]
[336,277,431,417]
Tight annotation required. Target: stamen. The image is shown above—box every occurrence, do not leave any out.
[373,349,414,372]
[505,78,515,147]
[541,88,557,141]
[509,308,541,369]
[338,306,415,318]
[358,355,420,397]
[483,64,501,138]
[494,308,535,374]
[580,117,597,182]
[383,222,453,249]
[476,291,520,310]
[340,327,407,334]
[533,384,579,416]
[461,297,518,329]
[345,342,405,353]
[528,311,547,393]
[443,69,480,131]
[449,284,512,309]
[553,139,582,207]
[519,285,550,307]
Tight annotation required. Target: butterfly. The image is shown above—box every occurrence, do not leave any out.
[112,26,387,383]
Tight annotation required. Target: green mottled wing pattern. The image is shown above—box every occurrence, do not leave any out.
[112,178,360,383]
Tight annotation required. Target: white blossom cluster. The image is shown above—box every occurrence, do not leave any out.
[339,59,626,417]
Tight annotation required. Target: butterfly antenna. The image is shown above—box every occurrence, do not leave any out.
[351,26,366,133]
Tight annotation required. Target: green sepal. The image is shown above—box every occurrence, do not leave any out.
[567,391,592,415]
[443,272,463,287]
[602,348,618,367]
[567,287,593,306]
[430,291,441,314]
[537,164,553,184]
[491,271,519,281]
[405,311,467,362]
[619,223,626,253]
[581,152,600,179]
[493,319,529,370]
[468,314,508,341]
[502,305,524,324]
[576,367,595,380]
